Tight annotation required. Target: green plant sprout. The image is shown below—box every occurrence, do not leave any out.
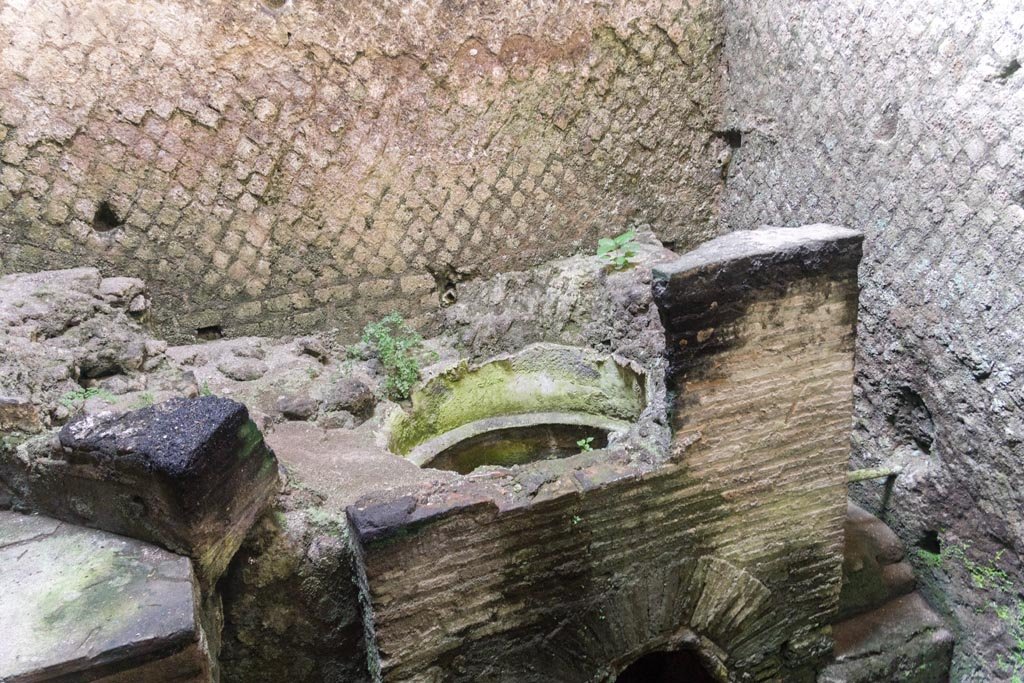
[359,312,426,401]
[597,230,638,269]
[134,392,156,408]
[577,436,595,452]
[59,387,115,408]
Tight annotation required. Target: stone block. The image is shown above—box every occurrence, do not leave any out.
[838,502,917,620]
[0,397,41,433]
[0,510,213,682]
[819,592,953,683]
[652,224,863,374]
[0,397,279,585]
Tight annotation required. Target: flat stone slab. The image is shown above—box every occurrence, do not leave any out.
[653,224,862,278]
[2,396,280,585]
[0,511,211,682]
[819,592,953,683]
[265,421,448,509]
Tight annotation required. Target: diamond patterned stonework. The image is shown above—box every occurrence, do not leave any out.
[0,0,727,342]
[722,2,1024,679]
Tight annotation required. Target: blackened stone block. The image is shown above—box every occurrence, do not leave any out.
[1,397,279,585]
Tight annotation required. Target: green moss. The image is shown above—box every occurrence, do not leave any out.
[388,346,645,455]
[33,538,137,646]
[307,506,350,536]
[59,387,115,409]
[236,420,265,459]
[1,432,32,453]
[917,548,943,569]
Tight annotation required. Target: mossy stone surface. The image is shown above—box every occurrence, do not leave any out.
[388,344,646,455]
[0,510,209,682]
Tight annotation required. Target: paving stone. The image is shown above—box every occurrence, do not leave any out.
[0,510,212,683]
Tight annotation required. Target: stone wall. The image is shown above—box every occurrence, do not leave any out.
[0,0,725,341]
[721,2,1024,679]
[347,226,861,681]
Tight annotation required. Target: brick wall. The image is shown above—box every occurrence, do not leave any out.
[348,227,861,681]
[0,0,726,341]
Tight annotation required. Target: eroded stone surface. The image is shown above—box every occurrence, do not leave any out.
[0,268,173,432]
[0,510,211,682]
[818,502,952,681]
[1,397,279,584]
[442,233,676,364]
[219,497,370,683]
[723,3,1024,677]
[838,502,917,622]
[820,592,954,683]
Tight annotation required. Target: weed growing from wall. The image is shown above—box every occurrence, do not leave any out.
[597,230,638,269]
[356,313,427,401]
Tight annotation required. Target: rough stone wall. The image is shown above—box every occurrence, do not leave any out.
[219,504,370,683]
[0,0,725,342]
[721,2,1024,680]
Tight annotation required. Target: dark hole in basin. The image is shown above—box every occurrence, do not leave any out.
[423,423,609,475]
[616,649,717,683]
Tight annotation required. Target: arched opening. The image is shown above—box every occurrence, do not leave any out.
[615,648,717,683]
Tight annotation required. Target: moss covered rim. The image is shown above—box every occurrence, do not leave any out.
[386,343,648,461]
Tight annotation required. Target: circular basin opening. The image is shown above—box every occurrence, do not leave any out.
[423,422,610,475]
[386,344,648,475]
